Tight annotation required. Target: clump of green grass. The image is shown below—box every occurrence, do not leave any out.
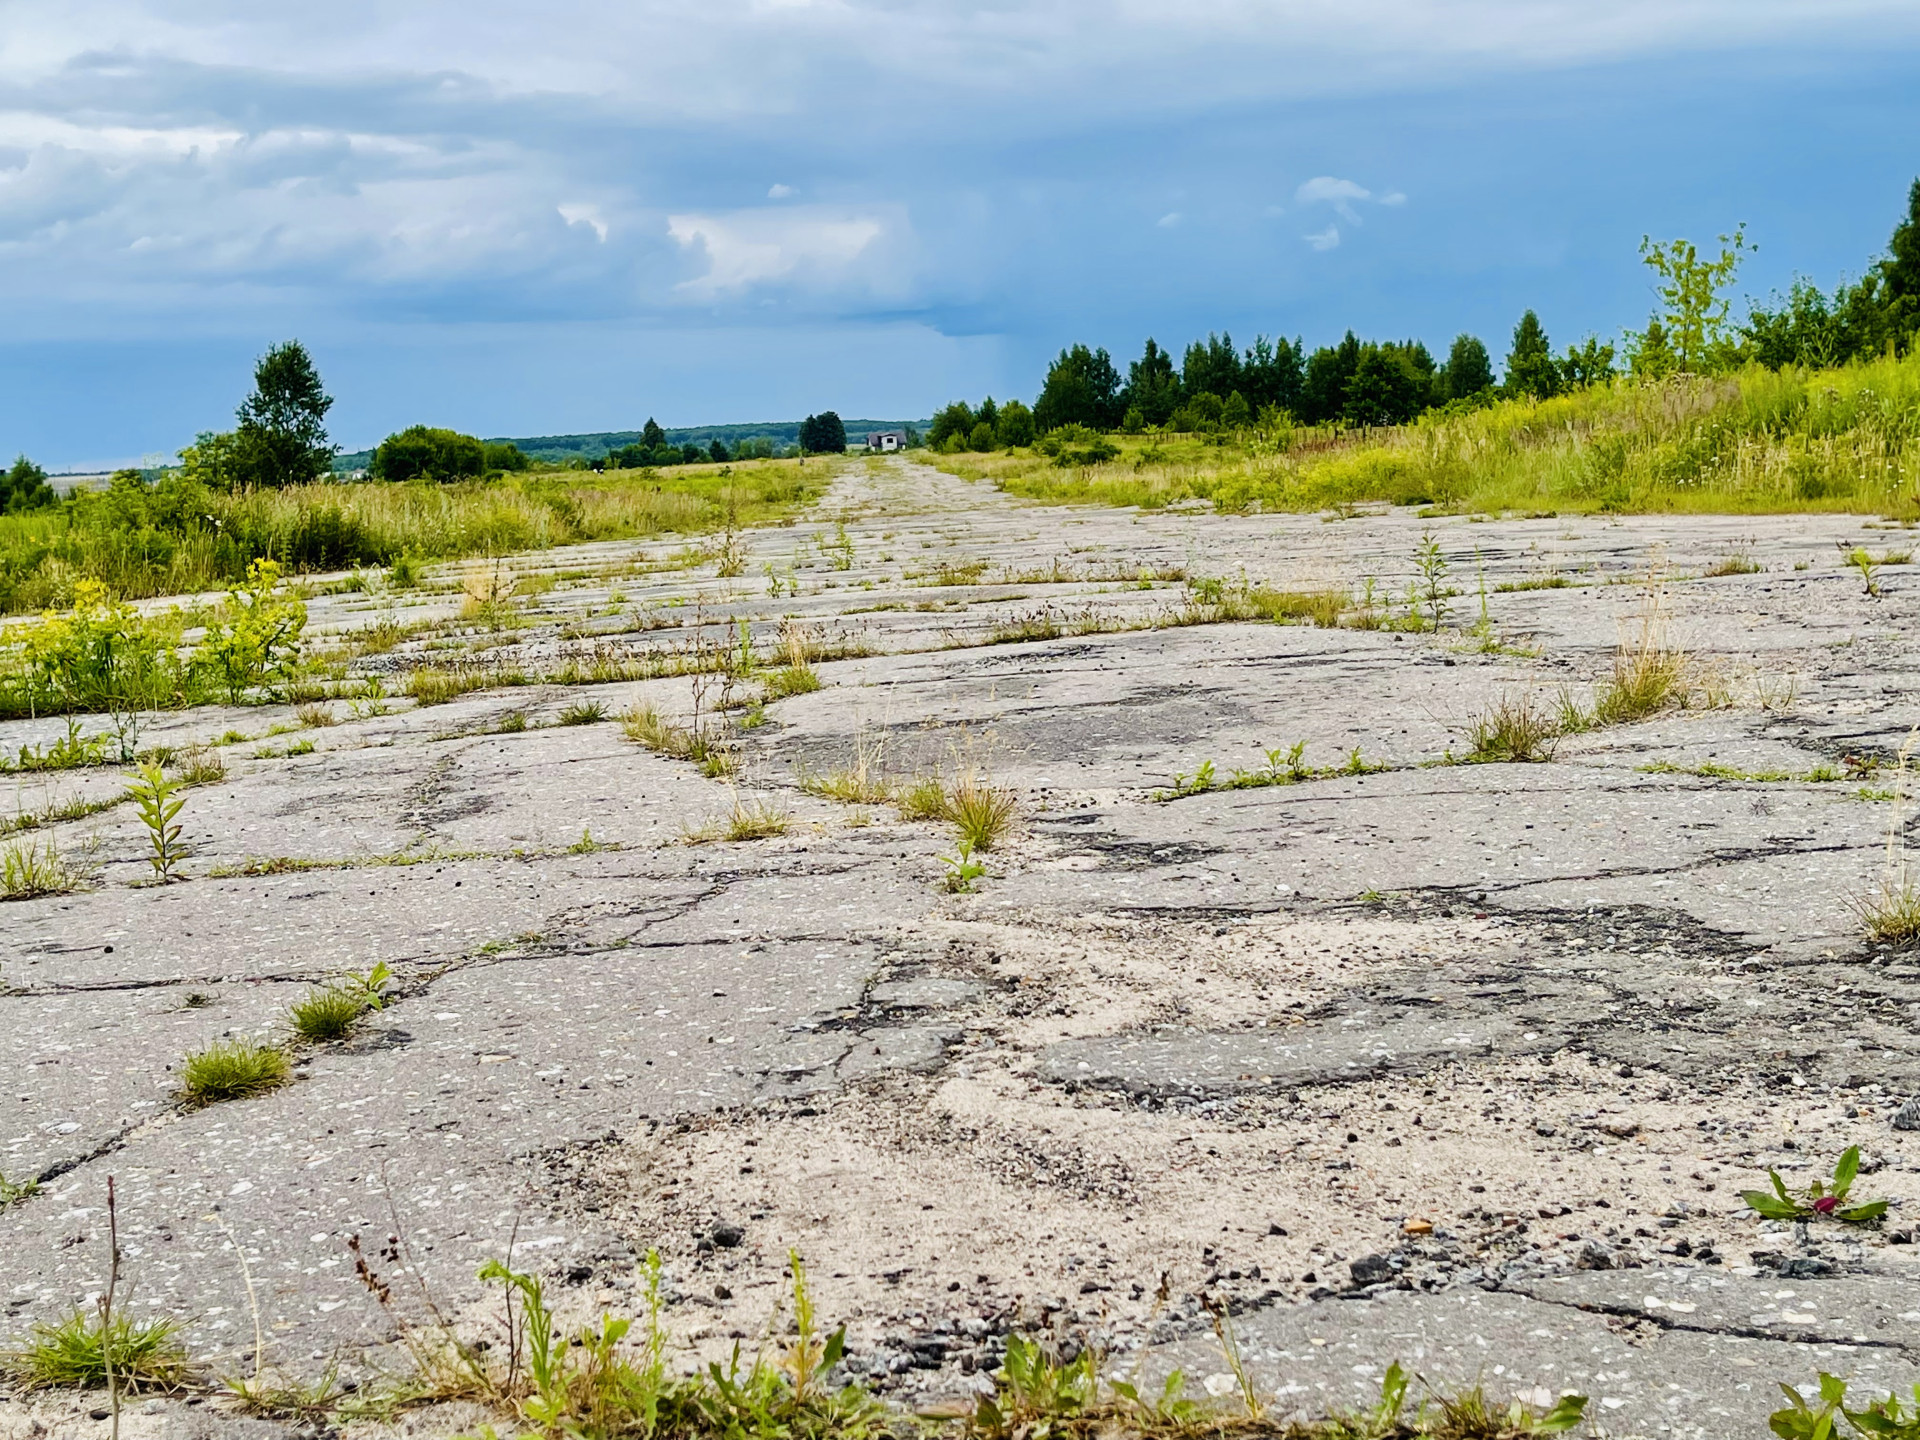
[295,702,336,728]
[1466,695,1560,763]
[1,1310,195,1393]
[762,663,822,699]
[1704,551,1762,577]
[895,776,950,821]
[949,781,1017,851]
[1493,574,1572,593]
[495,709,529,733]
[288,986,368,1043]
[1,837,85,900]
[986,609,1064,645]
[178,1038,291,1106]
[175,745,228,786]
[620,702,735,776]
[557,699,608,725]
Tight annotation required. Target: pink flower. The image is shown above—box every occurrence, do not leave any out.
[1813,1196,1838,1214]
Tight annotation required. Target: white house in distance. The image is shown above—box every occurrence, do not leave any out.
[865,430,906,453]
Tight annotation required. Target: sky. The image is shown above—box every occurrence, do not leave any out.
[1,2,1918,468]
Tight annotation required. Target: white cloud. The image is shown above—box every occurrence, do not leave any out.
[666,205,888,297]
[558,203,608,240]
[1157,211,1181,228]
[768,183,795,199]
[1303,223,1340,251]
[1295,175,1373,224]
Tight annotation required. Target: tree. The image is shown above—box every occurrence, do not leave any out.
[1,455,56,513]
[929,402,976,448]
[1879,177,1920,320]
[968,421,996,451]
[1503,311,1562,399]
[482,442,530,473]
[370,426,486,482]
[1241,336,1305,416]
[995,400,1035,448]
[709,438,731,463]
[1626,317,1679,381]
[1638,226,1748,372]
[1343,346,1425,427]
[1439,334,1493,401]
[234,340,336,487]
[1301,332,1362,424]
[1033,344,1122,431]
[1560,336,1617,388]
[641,418,667,449]
[1181,333,1243,404]
[1121,339,1181,426]
[798,412,846,454]
[1220,391,1252,429]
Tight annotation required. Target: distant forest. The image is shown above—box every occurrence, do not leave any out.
[928,179,1920,451]
[333,417,928,471]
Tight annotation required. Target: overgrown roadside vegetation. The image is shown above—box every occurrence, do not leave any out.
[934,354,1920,518]
[0,460,826,616]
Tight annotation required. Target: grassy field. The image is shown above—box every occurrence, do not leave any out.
[0,459,827,615]
[931,354,1920,518]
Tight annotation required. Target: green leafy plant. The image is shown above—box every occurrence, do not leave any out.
[1771,1372,1920,1440]
[1844,546,1882,598]
[178,1038,292,1107]
[941,841,986,893]
[971,1334,1097,1438]
[192,558,309,703]
[126,762,189,880]
[1740,1146,1887,1224]
[1,1310,195,1394]
[0,1171,39,1206]
[1414,531,1452,632]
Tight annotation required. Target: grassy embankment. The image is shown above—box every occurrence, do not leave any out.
[0,459,826,615]
[932,355,1920,518]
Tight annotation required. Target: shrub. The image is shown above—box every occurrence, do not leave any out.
[370,426,486,482]
[191,558,307,703]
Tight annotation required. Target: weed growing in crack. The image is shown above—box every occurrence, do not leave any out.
[0,1171,39,1206]
[620,702,735,776]
[495,709,528,734]
[1,1311,195,1395]
[686,798,790,845]
[557,699,608,726]
[1,836,87,899]
[1,720,111,774]
[295,702,336,728]
[949,781,1017,851]
[763,664,822,700]
[1413,531,1453,632]
[941,841,986,893]
[1772,1374,1920,1440]
[1466,694,1560,763]
[896,776,950,822]
[126,762,189,881]
[178,1038,291,1106]
[288,986,369,1044]
[1157,743,1391,800]
[1740,1145,1887,1225]
[1853,730,1920,946]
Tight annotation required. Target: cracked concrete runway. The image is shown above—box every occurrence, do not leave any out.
[5,458,1920,1438]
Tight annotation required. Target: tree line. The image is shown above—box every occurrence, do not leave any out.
[928,178,1920,451]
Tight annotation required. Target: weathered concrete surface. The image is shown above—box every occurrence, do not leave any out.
[6,458,1920,1435]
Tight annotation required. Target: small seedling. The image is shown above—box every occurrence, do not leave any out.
[1414,531,1452,631]
[1843,544,1883,598]
[1740,1145,1887,1224]
[341,961,393,1011]
[0,1171,38,1206]
[568,828,603,854]
[941,841,986,893]
[178,1038,292,1106]
[1772,1373,1920,1440]
[126,762,188,880]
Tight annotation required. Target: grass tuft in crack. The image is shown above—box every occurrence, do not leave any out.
[948,781,1017,852]
[1,1310,195,1394]
[1,836,86,899]
[557,699,608,726]
[179,1038,291,1106]
[1466,695,1559,763]
[288,986,369,1044]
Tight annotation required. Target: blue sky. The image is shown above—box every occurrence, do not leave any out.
[1,1,1917,469]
